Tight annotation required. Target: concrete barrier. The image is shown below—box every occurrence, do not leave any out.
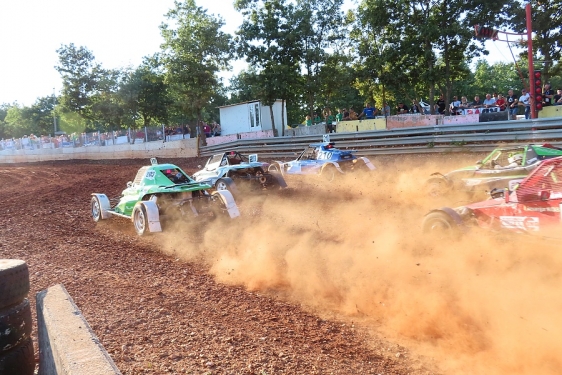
[0,138,198,164]
[36,284,121,375]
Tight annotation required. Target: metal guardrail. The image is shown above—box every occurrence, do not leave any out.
[199,117,562,158]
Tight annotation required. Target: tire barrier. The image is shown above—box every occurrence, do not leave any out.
[0,259,35,375]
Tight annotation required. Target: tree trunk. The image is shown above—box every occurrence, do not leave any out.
[197,110,207,147]
[269,105,277,137]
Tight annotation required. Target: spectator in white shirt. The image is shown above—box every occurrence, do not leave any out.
[518,88,531,119]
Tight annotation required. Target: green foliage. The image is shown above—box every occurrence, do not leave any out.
[5,0,562,140]
[508,1,562,82]
[160,0,232,143]
[119,56,172,129]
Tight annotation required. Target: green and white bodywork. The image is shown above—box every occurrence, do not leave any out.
[427,144,562,197]
[91,158,240,235]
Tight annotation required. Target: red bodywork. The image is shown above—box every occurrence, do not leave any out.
[459,157,562,232]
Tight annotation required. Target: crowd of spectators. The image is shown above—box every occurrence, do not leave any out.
[300,83,562,128]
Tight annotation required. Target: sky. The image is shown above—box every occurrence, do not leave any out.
[0,0,522,107]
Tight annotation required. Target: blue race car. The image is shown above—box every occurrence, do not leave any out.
[268,142,375,181]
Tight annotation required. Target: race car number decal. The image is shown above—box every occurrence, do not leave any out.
[499,216,539,231]
[145,170,156,180]
[317,151,333,160]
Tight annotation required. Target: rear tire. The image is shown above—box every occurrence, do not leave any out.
[91,196,102,222]
[321,165,337,182]
[422,211,456,233]
[133,205,149,236]
[268,163,281,173]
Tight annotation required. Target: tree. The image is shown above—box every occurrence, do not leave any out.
[120,56,172,129]
[472,60,522,98]
[160,0,232,146]
[353,0,510,113]
[55,44,103,120]
[293,0,346,117]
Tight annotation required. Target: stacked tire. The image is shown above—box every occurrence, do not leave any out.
[0,260,35,374]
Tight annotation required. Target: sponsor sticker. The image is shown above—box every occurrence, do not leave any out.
[500,216,539,231]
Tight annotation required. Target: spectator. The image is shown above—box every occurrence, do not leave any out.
[449,96,461,115]
[342,108,350,120]
[459,96,470,113]
[358,103,377,119]
[382,102,391,117]
[483,93,496,108]
[313,113,322,124]
[305,115,312,126]
[554,89,562,105]
[470,95,483,108]
[396,102,409,114]
[324,108,336,133]
[212,122,221,136]
[543,83,554,107]
[518,88,531,119]
[409,100,422,114]
[183,124,190,138]
[495,93,507,111]
[506,89,519,120]
[335,109,344,122]
[434,94,446,114]
[348,108,358,120]
[202,122,212,137]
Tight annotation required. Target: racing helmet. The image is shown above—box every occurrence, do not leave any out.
[508,154,523,164]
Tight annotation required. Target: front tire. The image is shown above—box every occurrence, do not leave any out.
[425,177,451,197]
[215,178,239,198]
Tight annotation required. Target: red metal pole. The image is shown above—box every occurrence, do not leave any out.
[526,3,536,119]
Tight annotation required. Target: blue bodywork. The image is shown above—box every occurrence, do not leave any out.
[270,142,375,177]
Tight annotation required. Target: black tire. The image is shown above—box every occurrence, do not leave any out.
[0,260,30,310]
[211,192,231,219]
[422,211,457,233]
[91,196,102,222]
[133,205,149,236]
[0,337,35,375]
[0,299,32,353]
[268,163,281,173]
[215,178,239,198]
[321,165,337,182]
[425,177,451,197]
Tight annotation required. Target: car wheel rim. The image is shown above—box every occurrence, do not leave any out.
[134,210,145,233]
[429,220,450,231]
[216,181,227,190]
[92,200,100,219]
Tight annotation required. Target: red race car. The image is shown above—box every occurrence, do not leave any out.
[423,156,562,234]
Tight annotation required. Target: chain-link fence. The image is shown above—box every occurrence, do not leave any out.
[0,125,194,151]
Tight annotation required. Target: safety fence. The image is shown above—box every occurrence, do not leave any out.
[199,117,562,158]
[2,117,562,163]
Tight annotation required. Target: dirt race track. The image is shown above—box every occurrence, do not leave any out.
[1,154,561,375]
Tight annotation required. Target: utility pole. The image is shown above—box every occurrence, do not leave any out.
[474,2,538,119]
